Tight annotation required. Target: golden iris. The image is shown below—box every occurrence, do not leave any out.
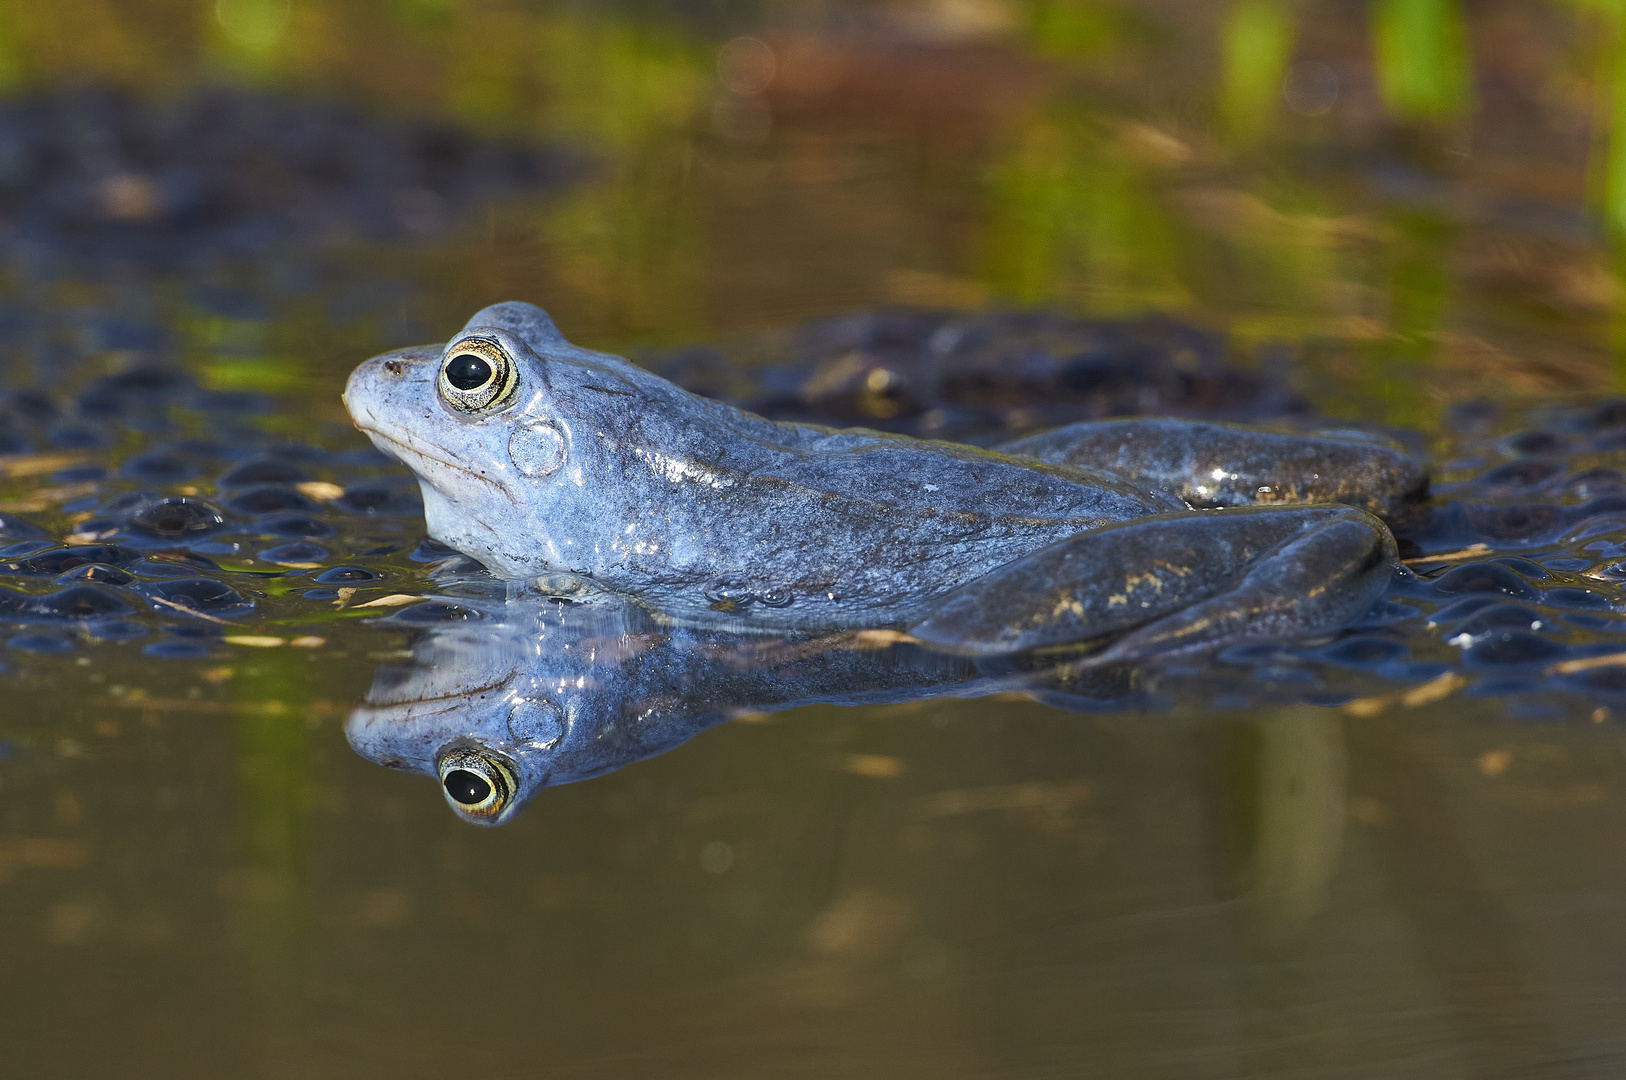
[438,337,517,413]
[435,745,518,823]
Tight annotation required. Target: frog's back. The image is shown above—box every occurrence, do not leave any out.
[562,380,1186,618]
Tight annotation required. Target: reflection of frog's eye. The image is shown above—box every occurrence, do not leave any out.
[435,744,518,824]
[438,338,517,413]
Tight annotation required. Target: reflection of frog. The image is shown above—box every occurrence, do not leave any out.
[347,591,994,825]
[344,302,1424,659]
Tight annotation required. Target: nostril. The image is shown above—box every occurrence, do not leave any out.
[384,360,404,376]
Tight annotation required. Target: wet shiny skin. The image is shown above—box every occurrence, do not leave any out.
[343,302,1423,657]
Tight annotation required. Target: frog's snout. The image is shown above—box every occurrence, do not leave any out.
[341,368,369,431]
[342,357,381,421]
[343,350,425,433]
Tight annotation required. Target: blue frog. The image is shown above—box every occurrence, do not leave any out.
[343,301,1423,661]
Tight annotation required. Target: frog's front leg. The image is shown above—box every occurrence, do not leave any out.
[909,505,1396,659]
[996,419,1427,517]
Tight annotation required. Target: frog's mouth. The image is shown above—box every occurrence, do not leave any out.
[359,670,516,711]
[354,423,518,507]
[347,668,528,767]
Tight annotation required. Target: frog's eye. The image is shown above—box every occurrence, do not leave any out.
[435,744,518,824]
[438,337,517,413]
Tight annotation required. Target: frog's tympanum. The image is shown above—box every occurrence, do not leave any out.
[344,301,1424,660]
[347,591,996,825]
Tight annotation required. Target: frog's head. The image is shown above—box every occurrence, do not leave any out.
[343,301,591,578]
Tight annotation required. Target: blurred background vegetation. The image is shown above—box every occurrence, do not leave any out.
[0,0,1619,421]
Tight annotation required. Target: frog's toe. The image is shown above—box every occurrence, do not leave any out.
[909,506,1397,659]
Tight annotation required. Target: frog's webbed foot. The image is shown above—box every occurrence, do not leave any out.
[996,419,1427,517]
[909,506,1397,660]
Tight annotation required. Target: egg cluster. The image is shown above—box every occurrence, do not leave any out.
[7,300,1626,725]
[645,307,1308,443]
[0,86,574,270]
[0,428,438,658]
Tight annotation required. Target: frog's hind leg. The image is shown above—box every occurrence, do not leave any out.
[909,505,1397,661]
[995,418,1427,518]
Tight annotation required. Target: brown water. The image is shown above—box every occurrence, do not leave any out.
[6,1,1626,1076]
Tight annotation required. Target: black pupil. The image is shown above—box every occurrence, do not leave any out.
[444,769,493,805]
[445,353,493,391]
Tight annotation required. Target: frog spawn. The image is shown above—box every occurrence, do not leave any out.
[0,301,1623,722]
[0,435,428,656]
[642,308,1308,443]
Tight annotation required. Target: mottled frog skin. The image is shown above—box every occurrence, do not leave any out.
[343,302,1424,660]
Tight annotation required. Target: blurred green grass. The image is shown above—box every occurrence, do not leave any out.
[0,0,1621,417]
